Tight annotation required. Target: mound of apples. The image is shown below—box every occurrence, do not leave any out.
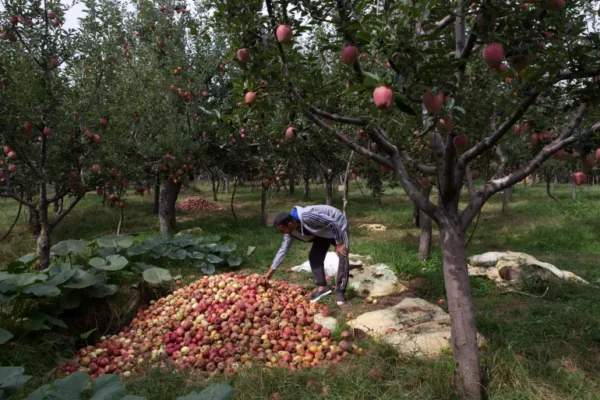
[175,197,226,212]
[62,273,360,379]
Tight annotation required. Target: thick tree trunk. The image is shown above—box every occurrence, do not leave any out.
[528,172,537,187]
[211,175,218,202]
[571,178,577,200]
[502,188,510,214]
[28,206,41,235]
[412,204,420,228]
[289,175,295,195]
[324,176,333,206]
[418,186,432,261]
[36,223,52,270]
[158,179,182,234]
[439,221,481,400]
[153,179,160,215]
[303,177,310,200]
[261,183,268,225]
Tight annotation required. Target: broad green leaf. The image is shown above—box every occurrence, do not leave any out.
[62,270,99,289]
[19,253,40,266]
[97,235,133,249]
[127,242,155,256]
[227,256,242,267]
[190,252,205,260]
[121,396,147,400]
[6,273,47,287]
[0,272,12,282]
[47,263,74,276]
[0,328,13,344]
[0,366,31,397]
[201,264,215,275]
[142,268,173,284]
[131,263,155,273]
[88,283,118,298]
[89,255,128,271]
[206,254,223,264]
[80,328,96,339]
[176,383,233,400]
[22,284,61,297]
[46,270,77,286]
[89,374,126,400]
[42,332,63,343]
[51,240,85,257]
[43,314,68,329]
[27,371,89,400]
[98,247,117,258]
[216,243,237,253]
[247,246,256,256]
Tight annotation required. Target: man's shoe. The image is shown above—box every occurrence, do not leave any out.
[336,293,345,305]
[310,288,332,303]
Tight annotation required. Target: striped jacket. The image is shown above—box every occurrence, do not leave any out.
[269,205,349,270]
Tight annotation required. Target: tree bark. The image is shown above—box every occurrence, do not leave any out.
[418,185,432,261]
[261,182,269,225]
[412,205,420,228]
[324,175,333,206]
[439,221,481,400]
[211,174,218,201]
[546,176,558,202]
[36,223,52,270]
[28,206,41,235]
[153,177,160,215]
[289,174,295,195]
[303,177,310,199]
[342,152,354,215]
[117,207,125,235]
[502,188,510,214]
[158,178,182,234]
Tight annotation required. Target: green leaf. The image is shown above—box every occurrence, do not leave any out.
[88,283,118,298]
[42,332,63,343]
[89,374,126,400]
[62,270,99,289]
[247,246,256,256]
[121,397,147,400]
[127,242,155,256]
[176,383,233,400]
[355,31,372,43]
[0,328,13,344]
[393,97,417,116]
[19,253,40,266]
[142,268,173,284]
[51,240,85,257]
[46,270,77,286]
[190,252,205,260]
[201,264,215,275]
[97,235,133,249]
[131,263,155,273]
[47,263,74,276]
[227,256,242,267]
[206,254,223,264]
[22,284,61,297]
[44,314,68,329]
[89,255,128,271]
[80,328,96,340]
[7,273,47,287]
[27,371,89,400]
[0,366,31,397]
[98,247,117,258]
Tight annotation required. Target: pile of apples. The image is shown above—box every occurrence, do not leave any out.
[61,273,359,379]
[175,197,226,212]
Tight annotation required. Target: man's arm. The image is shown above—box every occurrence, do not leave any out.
[267,233,293,273]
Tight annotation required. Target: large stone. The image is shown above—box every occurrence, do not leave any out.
[347,297,484,358]
[468,251,590,286]
[291,252,405,297]
[314,313,337,331]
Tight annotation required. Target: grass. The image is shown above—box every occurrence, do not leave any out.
[2,180,600,399]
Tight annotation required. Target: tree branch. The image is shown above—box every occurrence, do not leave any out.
[308,106,369,126]
[461,103,587,228]
[424,15,456,36]
[50,192,85,228]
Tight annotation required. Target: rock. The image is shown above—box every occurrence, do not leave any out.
[314,313,337,331]
[468,251,590,286]
[347,297,485,358]
[176,227,204,236]
[348,264,408,297]
[291,252,365,277]
[359,223,386,231]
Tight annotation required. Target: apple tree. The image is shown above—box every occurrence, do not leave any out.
[209,0,600,398]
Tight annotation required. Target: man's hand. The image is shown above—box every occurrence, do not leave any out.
[264,268,275,281]
[335,244,349,256]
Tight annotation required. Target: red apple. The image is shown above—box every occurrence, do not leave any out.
[419,177,430,187]
[7,151,17,159]
[276,25,292,43]
[552,149,566,160]
[582,154,595,170]
[340,45,358,65]
[373,86,394,111]
[483,43,504,68]
[8,16,18,25]
[244,92,257,104]
[513,124,522,136]
[285,127,296,140]
[530,133,539,146]
[573,172,586,186]
[8,164,17,173]
[595,148,600,161]
[510,56,529,73]
[99,118,108,128]
[423,89,444,113]
[453,134,469,151]
[43,126,53,135]
[3,146,10,154]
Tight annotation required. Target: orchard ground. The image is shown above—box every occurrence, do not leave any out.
[1,182,600,399]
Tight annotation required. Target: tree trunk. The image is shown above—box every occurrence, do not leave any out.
[222,177,229,194]
[36,223,52,270]
[159,179,182,234]
[211,174,218,202]
[289,175,295,195]
[528,172,537,187]
[117,207,125,235]
[546,176,558,202]
[28,206,41,235]
[324,176,333,206]
[571,178,577,200]
[502,188,510,214]
[261,183,268,225]
[439,221,482,400]
[342,152,354,215]
[303,177,310,199]
[153,178,160,215]
[412,205,420,228]
[508,185,514,201]
[418,185,432,261]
